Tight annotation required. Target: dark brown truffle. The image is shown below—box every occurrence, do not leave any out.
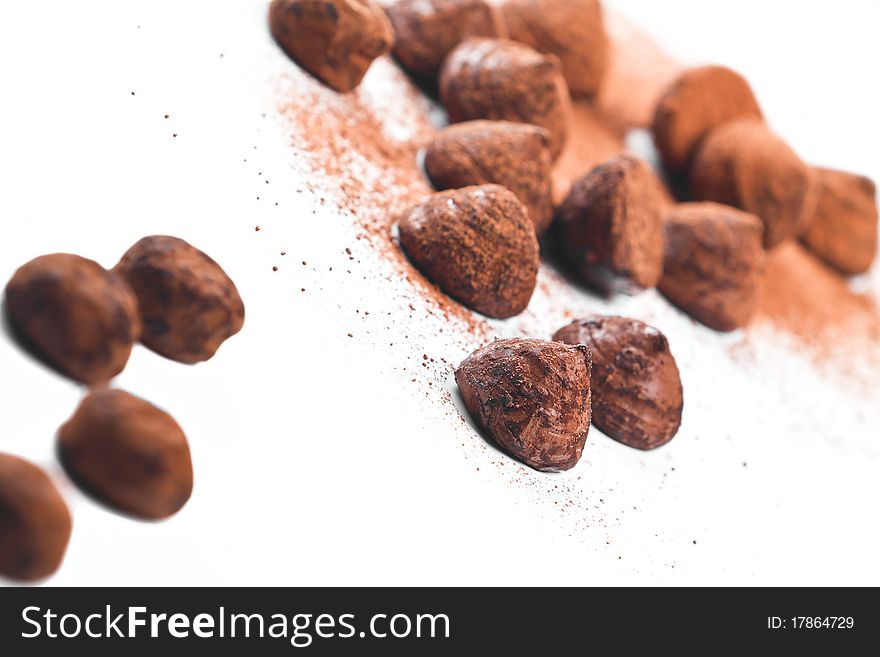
[558,154,666,293]
[398,185,539,318]
[652,65,763,173]
[269,0,394,92]
[4,254,141,384]
[455,338,591,472]
[553,316,682,450]
[799,167,878,276]
[58,389,193,520]
[659,202,765,331]
[114,236,245,364]
[690,119,811,248]
[439,38,571,159]
[501,0,607,99]
[424,120,554,236]
[0,454,71,581]
[386,0,505,79]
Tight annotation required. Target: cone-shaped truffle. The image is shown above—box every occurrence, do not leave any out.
[269,0,394,92]
[558,154,666,293]
[439,38,571,159]
[652,65,762,173]
[455,338,592,471]
[424,120,555,236]
[398,185,539,318]
[690,119,811,248]
[553,316,682,450]
[0,454,71,581]
[659,202,765,331]
[799,167,877,276]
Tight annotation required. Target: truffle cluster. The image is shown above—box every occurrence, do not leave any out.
[2,236,243,580]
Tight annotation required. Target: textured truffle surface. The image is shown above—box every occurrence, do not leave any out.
[4,254,141,384]
[690,119,811,248]
[659,202,765,331]
[439,38,571,159]
[799,167,878,276]
[424,120,555,236]
[115,236,245,364]
[553,315,682,450]
[269,0,394,92]
[0,454,71,581]
[652,65,762,173]
[501,0,607,99]
[387,0,504,79]
[455,338,592,472]
[398,185,539,318]
[58,389,193,520]
[558,154,666,293]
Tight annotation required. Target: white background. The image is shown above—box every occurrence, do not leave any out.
[1,0,878,586]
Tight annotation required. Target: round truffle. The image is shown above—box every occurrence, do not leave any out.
[439,38,571,159]
[455,338,592,472]
[0,453,72,581]
[690,119,811,249]
[398,185,539,318]
[558,154,666,293]
[553,315,682,450]
[659,203,765,331]
[4,254,141,384]
[269,0,394,92]
[58,389,193,520]
[799,167,878,276]
[386,0,505,79]
[424,120,555,236]
[652,65,763,173]
[501,0,607,99]
[114,236,245,364]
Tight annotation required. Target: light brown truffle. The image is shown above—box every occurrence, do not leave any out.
[659,202,765,331]
[398,185,539,318]
[114,236,245,364]
[0,454,72,581]
[269,0,394,92]
[690,119,811,248]
[652,65,763,173]
[4,254,141,384]
[439,38,571,159]
[455,338,591,472]
[58,389,193,520]
[553,316,682,450]
[386,0,505,79]
[799,167,878,276]
[501,0,607,99]
[424,120,554,236]
[558,154,666,293]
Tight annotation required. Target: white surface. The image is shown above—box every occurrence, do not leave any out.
[0,0,878,586]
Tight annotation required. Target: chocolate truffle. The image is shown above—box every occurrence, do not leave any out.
[398,185,539,318]
[424,120,554,236]
[439,38,571,159]
[0,454,71,581]
[799,167,878,276]
[659,202,765,332]
[501,0,607,99]
[58,389,193,520]
[553,316,682,450]
[386,0,505,79]
[652,65,763,173]
[4,254,141,384]
[269,0,394,92]
[455,338,591,472]
[690,119,811,248]
[114,236,245,364]
[558,154,666,293]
